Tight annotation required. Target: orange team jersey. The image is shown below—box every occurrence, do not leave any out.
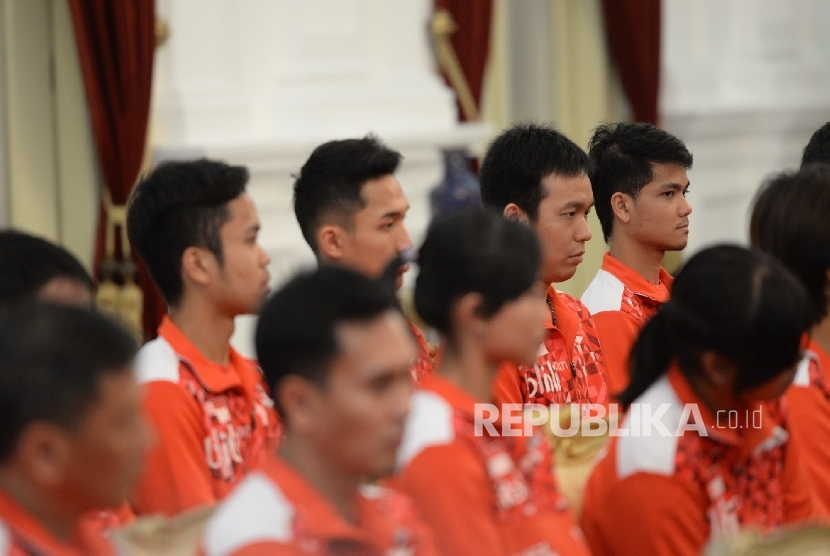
[407,320,434,384]
[782,339,830,511]
[581,252,672,396]
[581,365,820,556]
[393,373,591,556]
[132,316,281,516]
[0,488,116,556]
[492,285,608,406]
[199,454,438,556]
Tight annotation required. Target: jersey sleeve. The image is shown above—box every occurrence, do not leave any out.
[393,442,507,556]
[590,311,640,398]
[781,418,829,522]
[581,472,708,556]
[132,380,216,516]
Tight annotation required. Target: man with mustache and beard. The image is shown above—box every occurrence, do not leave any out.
[581,122,693,397]
[293,135,433,383]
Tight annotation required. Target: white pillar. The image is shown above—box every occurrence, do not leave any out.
[661,0,830,254]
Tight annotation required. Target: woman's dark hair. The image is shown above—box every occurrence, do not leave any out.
[750,165,830,325]
[619,244,811,407]
[415,208,540,336]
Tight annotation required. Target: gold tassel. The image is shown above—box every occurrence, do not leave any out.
[431,9,480,122]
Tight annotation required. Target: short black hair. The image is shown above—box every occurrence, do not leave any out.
[750,165,830,325]
[0,230,93,304]
[802,122,830,167]
[0,303,137,460]
[620,245,810,407]
[479,123,590,221]
[415,208,540,336]
[588,122,693,242]
[293,136,402,254]
[127,159,249,307]
[255,265,400,408]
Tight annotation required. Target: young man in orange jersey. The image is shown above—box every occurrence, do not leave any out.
[200,265,437,555]
[127,159,280,516]
[293,136,433,382]
[0,303,150,556]
[751,164,830,511]
[479,123,608,406]
[581,122,693,395]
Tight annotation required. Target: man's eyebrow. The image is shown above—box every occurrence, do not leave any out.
[380,205,410,219]
[659,181,690,191]
[562,200,593,210]
[245,223,261,233]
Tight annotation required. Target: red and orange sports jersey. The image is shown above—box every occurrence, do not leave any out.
[407,321,434,384]
[0,488,116,556]
[132,316,281,517]
[581,365,819,556]
[492,285,608,406]
[199,455,438,556]
[393,373,591,556]
[581,252,673,396]
[782,339,830,511]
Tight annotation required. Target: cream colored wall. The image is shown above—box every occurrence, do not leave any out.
[1,0,98,270]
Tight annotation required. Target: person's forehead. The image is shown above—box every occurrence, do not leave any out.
[541,172,592,204]
[224,194,260,227]
[358,175,408,210]
[332,314,413,372]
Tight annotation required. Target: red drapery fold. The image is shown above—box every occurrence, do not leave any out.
[68,0,165,341]
[435,0,493,121]
[600,0,661,125]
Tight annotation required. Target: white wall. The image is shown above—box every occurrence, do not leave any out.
[661,0,830,255]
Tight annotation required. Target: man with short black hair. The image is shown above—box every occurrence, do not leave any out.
[293,135,433,382]
[0,303,149,555]
[0,230,94,306]
[200,265,437,555]
[479,123,608,406]
[802,122,830,167]
[127,158,280,516]
[581,122,693,395]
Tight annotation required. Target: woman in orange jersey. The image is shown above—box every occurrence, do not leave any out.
[394,208,591,556]
[751,165,830,512]
[581,245,821,556]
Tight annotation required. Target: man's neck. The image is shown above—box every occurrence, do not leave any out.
[278,439,361,525]
[813,313,830,356]
[168,301,235,366]
[0,472,76,543]
[609,235,665,285]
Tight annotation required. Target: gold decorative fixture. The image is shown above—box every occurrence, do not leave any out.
[431,9,480,122]
[95,189,143,343]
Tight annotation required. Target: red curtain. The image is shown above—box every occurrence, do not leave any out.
[435,0,493,121]
[68,0,165,341]
[600,0,661,125]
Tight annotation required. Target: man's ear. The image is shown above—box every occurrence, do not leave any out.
[14,423,71,487]
[181,246,214,287]
[317,225,345,262]
[503,203,530,225]
[277,375,323,434]
[610,192,632,225]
